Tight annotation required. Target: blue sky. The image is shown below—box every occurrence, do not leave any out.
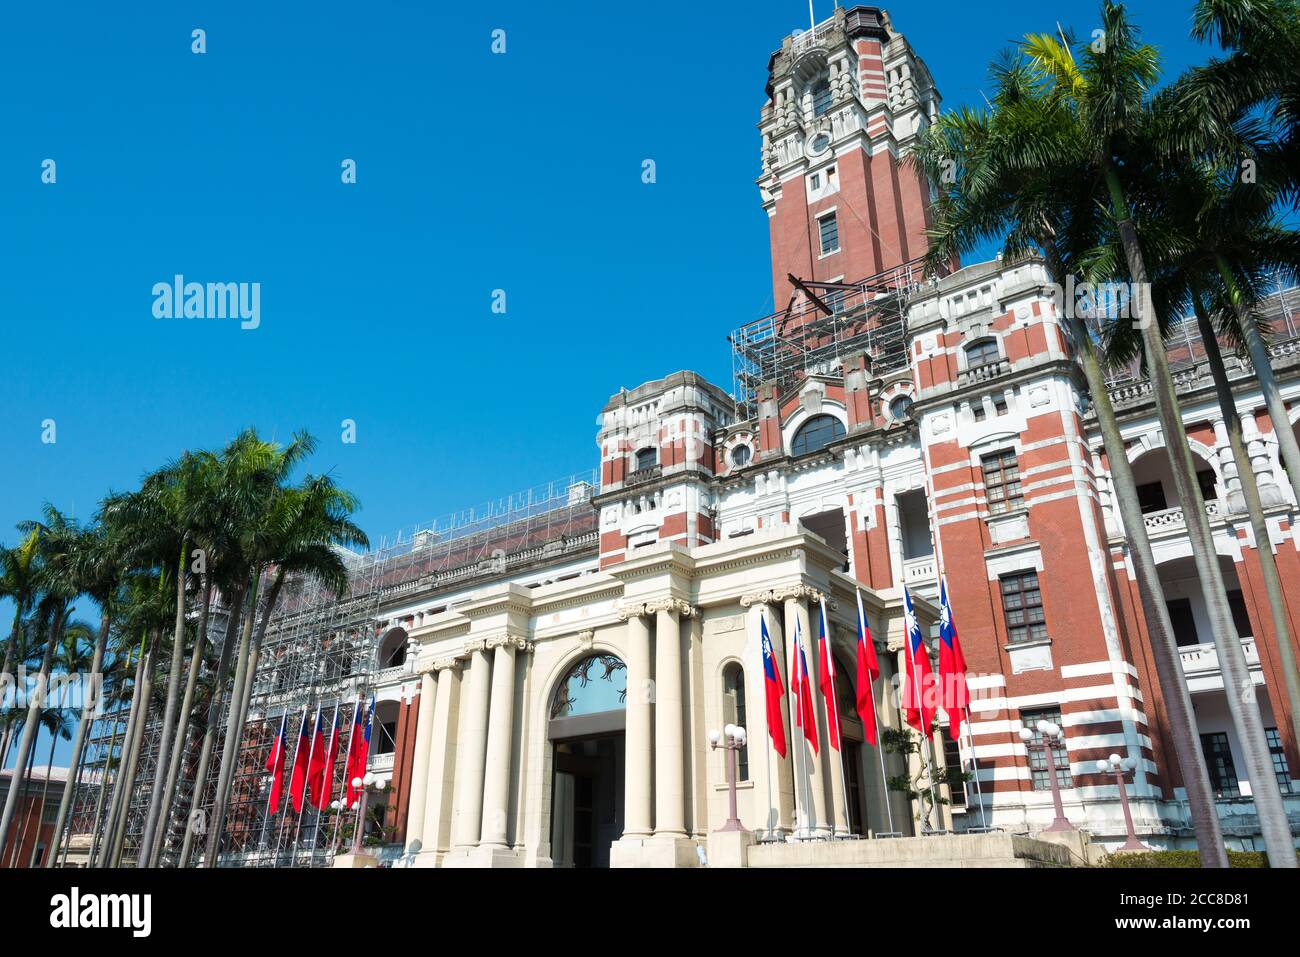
[1,0,1214,768]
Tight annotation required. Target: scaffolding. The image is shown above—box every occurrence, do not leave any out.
[729,256,936,419]
[62,470,601,868]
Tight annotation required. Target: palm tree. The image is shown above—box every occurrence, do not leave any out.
[0,507,80,863]
[1181,0,1300,506]
[0,533,41,768]
[43,522,125,866]
[205,466,367,865]
[1020,0,1294,865]
[910,52,1230,864]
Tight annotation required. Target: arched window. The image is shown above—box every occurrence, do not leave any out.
[730,444,752,468]
[635,447,658,471]
[378,628,408,669]
[811,76,832,116]
[550,654,627,720]
[722,663,749,781]
[965,338,1001,369]
[791,414,846,456]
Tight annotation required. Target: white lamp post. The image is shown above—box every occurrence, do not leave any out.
[349,773,388,855]
[1096,753,1149,851]
[709,724,747,832]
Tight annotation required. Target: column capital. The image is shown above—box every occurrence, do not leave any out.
[645,597,696,618]
[414,660,438,677]
[485,634,533,654]
[617,601,650,621]
[740,589,781,608]
[772,584,833,607]
[432,657,463,673]
[461,639,488,657]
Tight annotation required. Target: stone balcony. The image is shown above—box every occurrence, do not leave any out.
[1179,636,1261,693]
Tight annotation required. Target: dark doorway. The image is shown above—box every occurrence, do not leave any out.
[551,734,625,868]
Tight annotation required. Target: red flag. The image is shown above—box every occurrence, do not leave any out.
[816,598,841,752]
[903,586,937,735]
[264,712,288,815]
[854,588,880,746]
[791,618,818,754]
[937,577,970,741]
[311,702,342,810]
[759,613,786,759]
[305,709,327,809]
[287,708,312,813]
[344,696,374,807]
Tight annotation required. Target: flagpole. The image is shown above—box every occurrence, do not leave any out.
[820,598,853,838]
[259,711,286,857]
[759,614,777,842]
[964,719,989,829]
[904,592,941,832]
[291,702,322,863]
[855,587,895,837]
[309,701,339,865]
[330,691,362,856]
[274,705,308,866]
[790,617,811,840]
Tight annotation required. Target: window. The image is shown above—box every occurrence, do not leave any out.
[818,213,839,255]
[942,734,967,806]
[1200,732,1240,798]
[972,403,986,422]
[377,719,397,756]
[1136,481,1168,514]
[992,395,1008,416]
[810,172,821,190]
[1001,570,1047,644]
[889,395,914,421]
[1266,727,1293,793]
[722,664,750,781]
[1227,589,1253,639]
[1165,597,1200,647]
[635,447,658,471]
[812,77,832,116]
[1196,469,1217,502]
[964,338,1001,369]
[791,414,846,456]
[981,448,1024,513]
[730,444,752,468]
[1021,707,1072,791]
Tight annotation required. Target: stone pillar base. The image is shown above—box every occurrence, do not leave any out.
[609,836,701,868]
[1024,829,1098,866]
[440,844,525,868]
[332,851,379,869]
[707,829,755,868]
[411,848,444,868]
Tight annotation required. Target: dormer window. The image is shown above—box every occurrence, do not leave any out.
[965,338,1001,369]
[635,447,658,471]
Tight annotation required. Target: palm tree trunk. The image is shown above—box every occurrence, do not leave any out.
[205,573,263,866]
[45,610,110,867]
[138,545,191,865]
[0,604,65,863]
[1057,297,1228,865]
[6,722,41,868]
[153,573,212,866]
[0,610,21,777]
[1193,289,1300,772]
[1218,256,1300,508]
[177,583,247,868]
[26,723,60,867]
[1107,166,1296,867]
[108,634,158,867]
[95,638,146,866]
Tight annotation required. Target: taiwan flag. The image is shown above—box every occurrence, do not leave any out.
[264,712,288,815]
[902,586,937,735]
[938,577,970,741]
[304,708,326,811]
[791,618,818,754]
[760,614,787,758]
[311,702,342,811]
[287,708,312,813]
[854,588,880,746]
[816,598,841,752]
[345,696,374,807]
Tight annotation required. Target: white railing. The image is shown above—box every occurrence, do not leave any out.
[790,17,837,55]
[1179,637,1258,678]
[902,555,937,586]
[1142,499,1221,533]
[368,752,395,773]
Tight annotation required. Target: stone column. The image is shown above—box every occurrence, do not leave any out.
[740,592,794,835]
[783,590,829,837]
[824,623,850,837]
[416,658,462,865]
[451,641,492,849]
[650,599,692,839]
[480,636,529,847]
[621,604,653,839]
[405,666,437,850]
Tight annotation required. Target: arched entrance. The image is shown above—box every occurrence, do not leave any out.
[548,654,626,868]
